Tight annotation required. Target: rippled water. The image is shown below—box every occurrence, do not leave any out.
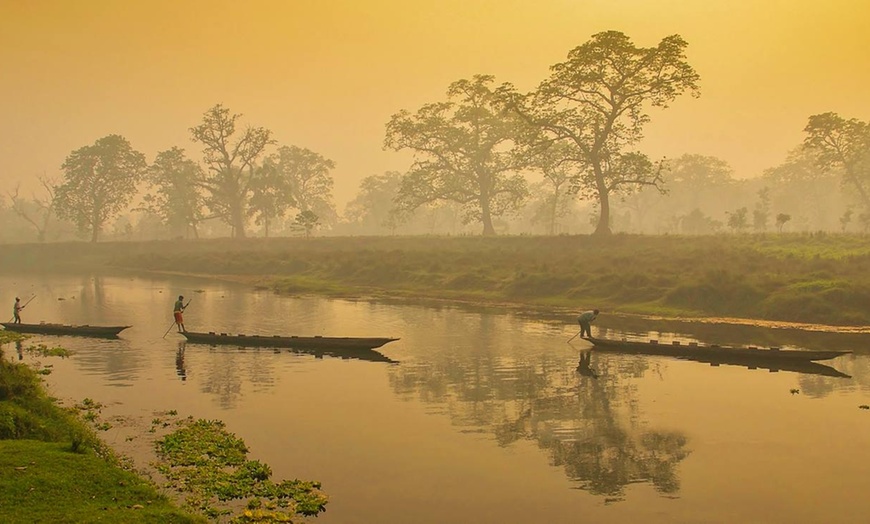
[3,273,869,523]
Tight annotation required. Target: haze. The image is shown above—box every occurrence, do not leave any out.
[2,0,869,208]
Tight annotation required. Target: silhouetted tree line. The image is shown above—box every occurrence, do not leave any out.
[4,32,869,242]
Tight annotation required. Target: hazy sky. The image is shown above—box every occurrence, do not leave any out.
[2,0,869,208]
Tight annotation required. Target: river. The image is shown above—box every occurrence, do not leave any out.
[3,273,869,524]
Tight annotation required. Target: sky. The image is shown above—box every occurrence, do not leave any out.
[1,0,869,209]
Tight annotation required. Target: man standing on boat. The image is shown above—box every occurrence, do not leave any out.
[174,295,187,333]
[13,297,23,324]
[577,309,599,339]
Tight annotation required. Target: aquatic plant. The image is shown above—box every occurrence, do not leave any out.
[155,418,328,522]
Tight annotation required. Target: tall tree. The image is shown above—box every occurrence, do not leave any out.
[145,147,205,239]
[526,142,577,235]
[247,161,293,238]
[385,75,529,236]
[803,112,870,209]
[271,145,337,226]
[344,171,406,234]
[190,104,273,238]
[55,135,147,242]
[510,31,700,235]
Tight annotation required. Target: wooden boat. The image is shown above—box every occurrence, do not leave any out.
[1,322,131,338]
[588,336,850,363]
[180,331,399,351]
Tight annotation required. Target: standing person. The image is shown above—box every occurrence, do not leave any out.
[173,295,187,333]
[577,309,599,339]
[12,297,23,324]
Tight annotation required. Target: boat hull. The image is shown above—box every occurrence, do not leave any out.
[588,337,849,362]
[181,331,399,350]
[1,322,131,338]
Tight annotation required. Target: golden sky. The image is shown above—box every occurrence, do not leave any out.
[1,0,869,207]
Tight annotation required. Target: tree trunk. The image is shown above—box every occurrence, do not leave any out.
[549,193,558,235]
[231,207,247,238]
[90,226,100,243]
[481,196,496,236]
[594,188,612,236]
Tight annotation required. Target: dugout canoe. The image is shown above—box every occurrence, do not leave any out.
[180,331,399,350]
[1,322,131,338]
[588,336,850,362]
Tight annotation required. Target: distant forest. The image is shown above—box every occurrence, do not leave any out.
[4,31,868,243]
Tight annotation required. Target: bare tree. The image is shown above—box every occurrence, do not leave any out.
[7,176,57,242]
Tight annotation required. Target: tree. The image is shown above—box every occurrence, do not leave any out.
[145,147,205,239]
[762,146,841,231]
[248,162,293,238]
[7,176,57,242]
[527,142,578,235]
[55,135,147,242]
[510,31,699,235]
[840,209,853,232]
[190,104,274,238]
[726,207,748,233]
[344,171,407,234]
[268,145,337,228]
[385,75,530,236]
[775,213,791,233]
[753,187,770,232]
[803,112,870,209]
[291,210,320,239]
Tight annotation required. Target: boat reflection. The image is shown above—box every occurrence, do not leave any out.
[178,341,398,365]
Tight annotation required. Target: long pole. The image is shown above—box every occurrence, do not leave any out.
[162,299,191,339]
[21,295,37,308]
[567,330,582,343]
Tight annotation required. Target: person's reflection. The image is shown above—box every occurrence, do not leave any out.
[176,342,187,382]
[15,340,23,361]
[577,350,599,379]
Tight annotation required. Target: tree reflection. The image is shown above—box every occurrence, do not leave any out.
[388,349,689,501]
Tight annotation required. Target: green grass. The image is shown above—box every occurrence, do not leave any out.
[4,232,870,325]
[0,440,201,523]
[0,344,205,524]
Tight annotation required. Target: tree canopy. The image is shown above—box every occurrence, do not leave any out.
[385,75,530,236]
[803,112,870,210]
[511,31,700,235]
[190,104,274,237]
[54,134,147,242]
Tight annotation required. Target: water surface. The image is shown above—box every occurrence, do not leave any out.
[3,273,869,524]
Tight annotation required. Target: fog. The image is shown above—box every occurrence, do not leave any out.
[1,0,869,241]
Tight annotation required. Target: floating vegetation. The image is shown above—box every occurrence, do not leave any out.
[21,343,74,358]
[155,418,328,522]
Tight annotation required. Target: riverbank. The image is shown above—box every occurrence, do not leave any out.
[2,233,869,328]
[0,334,203,523]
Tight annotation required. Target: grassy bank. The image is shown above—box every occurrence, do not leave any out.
[0,335,203,523]
[2,233,870,326]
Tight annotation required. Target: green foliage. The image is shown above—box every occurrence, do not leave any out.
[55,134,148,242]
[155,418,328,522]
[385,75,530,236]
[519,31,700,235]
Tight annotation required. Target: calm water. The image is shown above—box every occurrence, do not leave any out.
[3,273,870,524]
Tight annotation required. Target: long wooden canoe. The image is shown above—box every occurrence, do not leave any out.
[1,322,131,338]
[588,336,850,362]
[181,331,399,351]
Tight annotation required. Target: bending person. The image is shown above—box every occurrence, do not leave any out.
[577,309,599,339]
